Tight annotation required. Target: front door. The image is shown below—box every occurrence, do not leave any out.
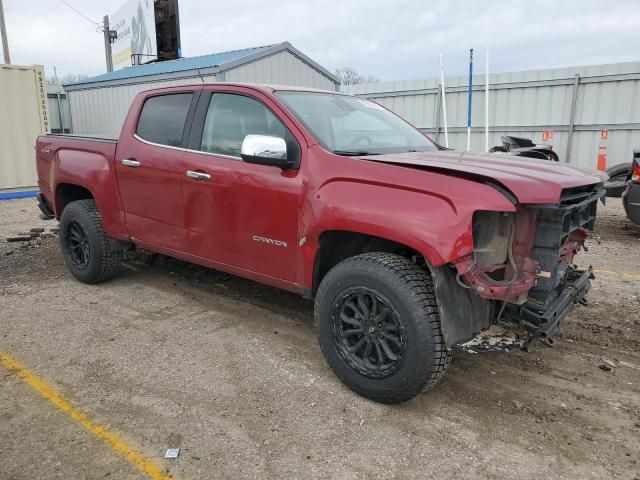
[180,91,301,283]
[115,92,196,251]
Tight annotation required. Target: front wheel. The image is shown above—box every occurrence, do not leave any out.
[314,253,452,404]
[59,199,123,284]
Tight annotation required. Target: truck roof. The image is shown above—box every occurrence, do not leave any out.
[140,82,346,96]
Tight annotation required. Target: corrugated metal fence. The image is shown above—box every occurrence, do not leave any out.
[343,62,640,169]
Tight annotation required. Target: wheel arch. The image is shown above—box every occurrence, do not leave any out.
[55,183,95,218]
[311,230,431,296]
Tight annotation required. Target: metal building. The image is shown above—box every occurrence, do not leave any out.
[65,42,339,137]
[47,84,72,134]
[343,62,640,169]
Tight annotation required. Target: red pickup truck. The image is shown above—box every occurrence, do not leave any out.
[36,83,605,403]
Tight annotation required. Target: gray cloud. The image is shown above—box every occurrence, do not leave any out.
[3,0,640,81]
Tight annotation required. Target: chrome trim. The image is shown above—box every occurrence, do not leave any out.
[241,135,287,160]
[184,147,241,161]
[121,159,141,167]
[134,133,243,162]
[133,133,187,153]
[185,170,211,181]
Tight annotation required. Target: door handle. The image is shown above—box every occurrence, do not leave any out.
[121,159,141,168]
[186,170,211,181]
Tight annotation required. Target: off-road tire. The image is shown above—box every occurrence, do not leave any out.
[59,199,123,284]
[314,252,452,404]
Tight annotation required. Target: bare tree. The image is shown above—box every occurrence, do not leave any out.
[334,67,379,86]
[46,72,89,86]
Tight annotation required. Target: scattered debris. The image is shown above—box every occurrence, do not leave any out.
[164,448,180,459]
[601,357,617,369]
[6,236,32,243]
[513,400,524,410]
[457,324,527,353]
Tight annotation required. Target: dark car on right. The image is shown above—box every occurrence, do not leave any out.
[622,148,640,224]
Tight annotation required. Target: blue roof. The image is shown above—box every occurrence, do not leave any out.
[70,44,274,86]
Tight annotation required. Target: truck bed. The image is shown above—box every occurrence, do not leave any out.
[35,134,120,221]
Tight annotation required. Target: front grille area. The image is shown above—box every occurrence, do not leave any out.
[528,183,604,305]
[559,182,604,206]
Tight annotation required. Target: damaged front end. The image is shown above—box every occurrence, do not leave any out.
[434,183,604,351]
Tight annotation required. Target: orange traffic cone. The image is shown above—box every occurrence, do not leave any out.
[597,129,608,171]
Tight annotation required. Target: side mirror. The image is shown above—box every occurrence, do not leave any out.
[240,135,293,169]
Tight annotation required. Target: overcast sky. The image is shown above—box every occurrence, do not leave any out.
[3,0,640,82]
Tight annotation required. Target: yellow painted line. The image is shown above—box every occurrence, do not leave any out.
[589,268,640,279]
[0,352,173,480]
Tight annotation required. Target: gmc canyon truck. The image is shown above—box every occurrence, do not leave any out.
[35,84,605,403]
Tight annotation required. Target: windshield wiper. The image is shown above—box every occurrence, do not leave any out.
[332,150,381,156]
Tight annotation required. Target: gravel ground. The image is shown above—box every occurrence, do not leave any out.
[0,197,639,480]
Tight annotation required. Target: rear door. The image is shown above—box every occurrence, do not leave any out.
[115,90,199,251]
[179,89,302,283]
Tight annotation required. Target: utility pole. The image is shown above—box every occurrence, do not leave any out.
[103,15,113,72]
[0,0,11,64]
[439,54,449,148]
[466,48,474,152]
[484,47,490,152]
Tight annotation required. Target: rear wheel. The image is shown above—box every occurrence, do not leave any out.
[59,199,123,284]
[314,253,452,404]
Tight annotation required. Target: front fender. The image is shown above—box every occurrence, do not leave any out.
[299,177,516,288]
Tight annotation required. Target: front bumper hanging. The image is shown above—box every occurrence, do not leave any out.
[455,267,594,352]
[503,266,594,346]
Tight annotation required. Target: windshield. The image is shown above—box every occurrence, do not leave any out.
[275,91,437,156]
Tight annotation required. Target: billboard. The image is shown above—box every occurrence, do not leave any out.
[110,0,157,70]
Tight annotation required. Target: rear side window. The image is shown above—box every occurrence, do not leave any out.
[136,93,193,147]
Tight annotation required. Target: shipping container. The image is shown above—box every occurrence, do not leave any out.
[0,64,50,191]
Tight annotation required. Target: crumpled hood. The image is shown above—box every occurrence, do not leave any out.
[362,151,606,204]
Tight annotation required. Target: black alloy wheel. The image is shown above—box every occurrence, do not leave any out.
[64,219,91,269]
[332,288,406,379]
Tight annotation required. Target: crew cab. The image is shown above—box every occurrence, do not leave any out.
[35,83,605,403]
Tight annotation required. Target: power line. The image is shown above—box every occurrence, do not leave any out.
[58,0,100,28]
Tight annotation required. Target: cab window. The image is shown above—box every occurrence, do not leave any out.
[136,93,193,147]
[199,93,286,158]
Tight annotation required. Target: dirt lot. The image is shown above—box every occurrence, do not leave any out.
[1,197,639,480]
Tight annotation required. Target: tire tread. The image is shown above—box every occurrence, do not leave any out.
[60,199,122,283]
[315,252,452,404]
